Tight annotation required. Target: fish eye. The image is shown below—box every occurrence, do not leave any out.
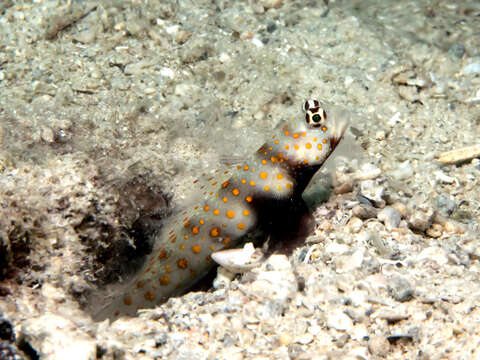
[303,99,328,128]
[304,107,327,128]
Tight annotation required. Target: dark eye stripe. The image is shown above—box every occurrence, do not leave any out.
[304,99,321,112]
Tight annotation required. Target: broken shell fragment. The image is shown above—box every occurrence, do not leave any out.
[211,242,264,273]
[438,145,480,164]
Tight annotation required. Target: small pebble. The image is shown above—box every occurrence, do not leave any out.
[412,312,427,321]
[435,195,456,216]
[377,310,409,323]
[368,335,391,357]
[346,217,363,233]
[348,346,370,359]
[327,310,354,332]
[72,27,97,44]
[264,254,292,271]
[259,0,283,9]
[40,126,55,143]
[425,223,443,238]
[359,180,386,207]
[308,324,322,336]
[375,130,386,141]
[390,202,407,217]
[443,220,465,234]
[349,290,368,307]
[390,161,414,180]
[175,29,192,44]
[160,67,175,79]
[295,333,313,345]
[335,333,350,348]
[352,204,378,219]
[448,43,465,59]
[462,62,480,75]
[335,249,365,273]
[213,267,235,289]
[434,170,455,184]
[408,208,435,232]
[377,207,401,230]
[397,85,420,102]
[325,242,350,255]
[416,246,448,265]
[266,23,277,33]
[353,164,382,181]
[352,324,369,341]
[334,182,353,194]
[278,332,293,346]
[387,276,414,302]
[388,112,401,127]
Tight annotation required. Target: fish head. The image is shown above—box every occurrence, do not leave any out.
[274,99,349,169]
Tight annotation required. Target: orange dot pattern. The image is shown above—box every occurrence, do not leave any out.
[159,276,170,286]
[101,99,343,319]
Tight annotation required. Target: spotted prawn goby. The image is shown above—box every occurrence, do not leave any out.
[96,99,348,319]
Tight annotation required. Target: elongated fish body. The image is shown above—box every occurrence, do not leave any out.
[96,99,348,319]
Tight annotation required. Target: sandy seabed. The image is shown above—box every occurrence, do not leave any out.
[1,0,480,359]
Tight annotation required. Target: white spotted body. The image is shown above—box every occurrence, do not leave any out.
[96,100,348,319]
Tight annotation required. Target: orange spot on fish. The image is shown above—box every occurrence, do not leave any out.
[158,248,168,259]
[177,258,188,269]
[159,276,170,286]
[144,291,154,301]
[210,227,221,237]
[124,297,133,306]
